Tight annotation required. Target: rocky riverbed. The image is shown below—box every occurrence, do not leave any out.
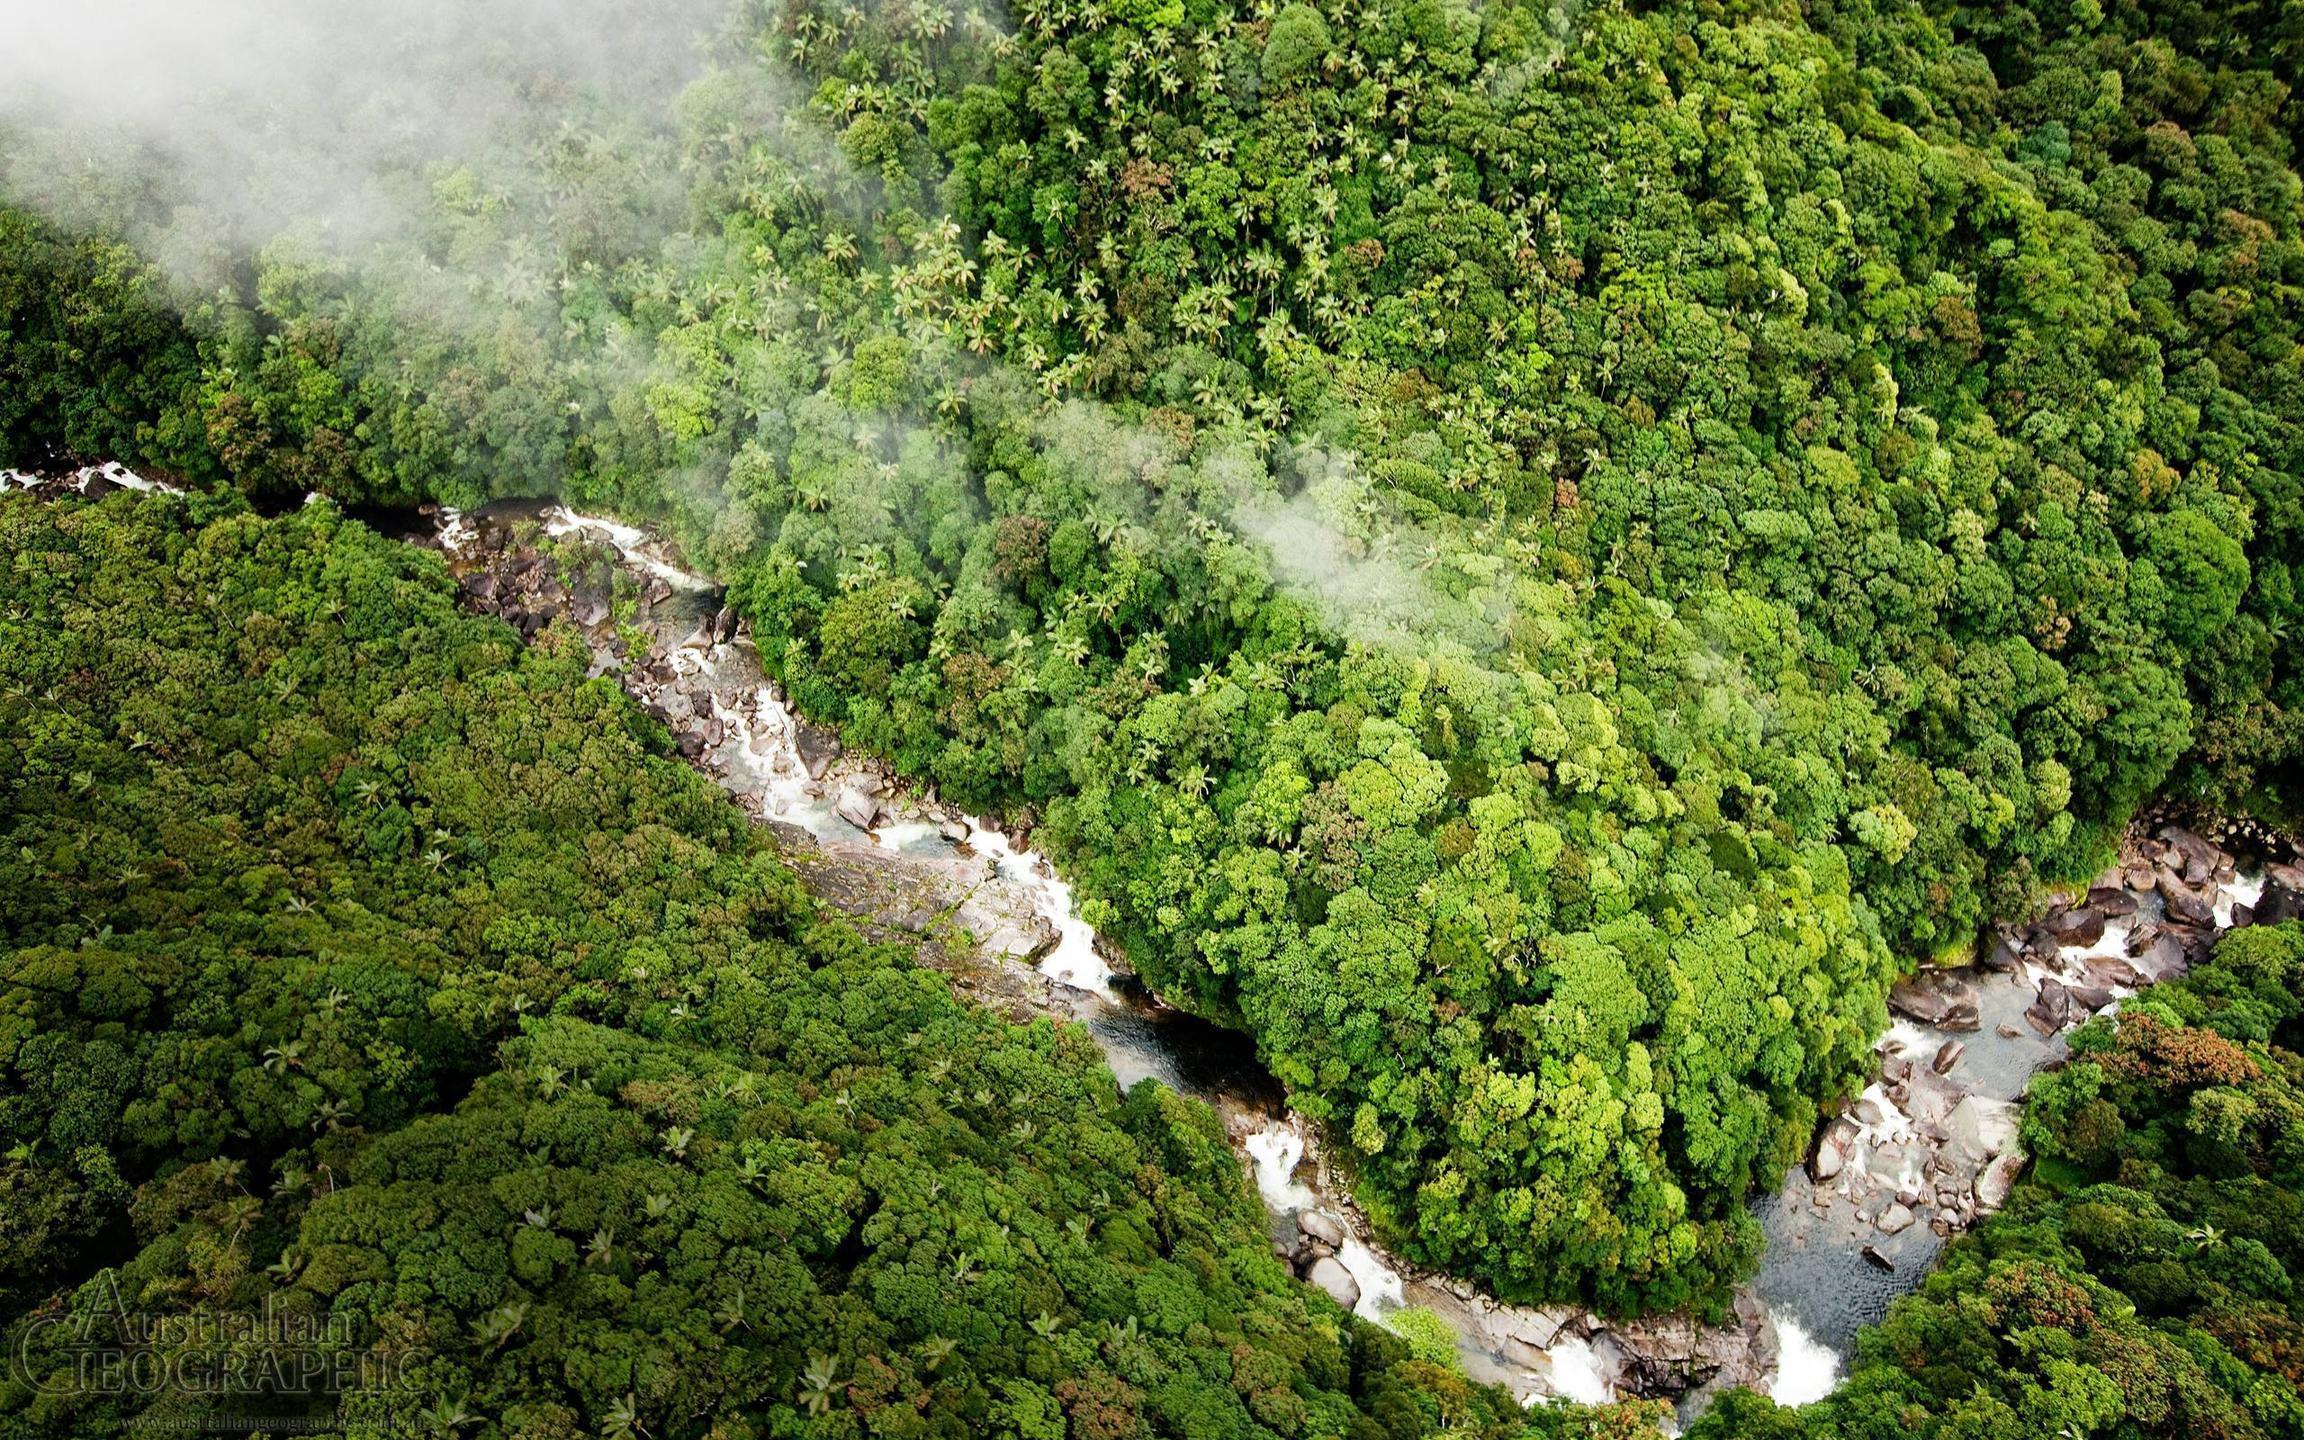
[1745,819,2295,1390]
[412,496,2304,1415]
[28,474,2277,1417]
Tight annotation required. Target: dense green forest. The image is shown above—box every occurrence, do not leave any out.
[0,492,1643,1439]
[2,0,2302,1343]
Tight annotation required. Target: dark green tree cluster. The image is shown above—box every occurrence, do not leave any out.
[0,492,1647,1440]
[1695,920,2304,1439]
[4,0,2303,1313]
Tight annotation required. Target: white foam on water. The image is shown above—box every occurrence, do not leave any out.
[1242,1120,1406,1320]
[2216,872,2266,929]
[962,816,1117,997]
[1879,1020,1932,1058]
[1767,1314,1842,1406]
[870,819,943,853]
[1245,1122,1320,1212]
[545,506,714,590]
[1542,1336,1615,1406]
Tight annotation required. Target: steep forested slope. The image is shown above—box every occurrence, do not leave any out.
[0,492,1605,1440]
[3,0,2301,1314]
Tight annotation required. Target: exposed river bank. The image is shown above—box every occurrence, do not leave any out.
[17,469,2298,1419]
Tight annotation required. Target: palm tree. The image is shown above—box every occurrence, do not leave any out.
[421,1393,479,1435]
[798,1355,841,1416]
[603,1392,645,1440]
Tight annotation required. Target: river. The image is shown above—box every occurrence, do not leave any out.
[17,470,2293,1419]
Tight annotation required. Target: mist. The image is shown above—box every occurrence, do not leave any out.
[0,0,749,295]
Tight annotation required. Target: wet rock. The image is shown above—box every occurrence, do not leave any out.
[1889,972,1982,1031]
[1305,1257,1360,1311]
[2138,933,2189,980]
[939,819,970,845]
[1298,1211,1347,1248]
[2025,978,2074,1035]
[1933,1039,1965,1075]
[1861,1245,1895,1272]
[2257,872,2304,925]
[794,722,842,780]
[1974,1150,2025,1213]
[2160,875,2217,929]
[1809,1118,1856,1182]
[1981,934,2025,973]
[714,605,739,643]
[2043,906,2106,948]
[570,571,612,628]
[459,570,500,602]
[2232,903,2256,928]
[679,616,718,650]
[674,730,707,759]
[2066,983,2115,1015]
[2122,862,2155,892]
[1947,1095,2017,1166]
[1480,1305,1571,1356]
[2085,887,2138,918]
[1997,1022,2024,1038]
[834,781,883,832]
[1299,1239,1334,1262]
[2083,953,2141,990]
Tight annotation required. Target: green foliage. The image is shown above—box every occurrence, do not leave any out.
[5,0,2304,1316]
[1690,922,2304,1439]
[0,494,1623,1440]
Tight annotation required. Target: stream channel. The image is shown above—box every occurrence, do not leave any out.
[19,469,2299,1423]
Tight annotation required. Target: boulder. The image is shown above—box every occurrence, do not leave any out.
[714,605,739,643]
[1304,1256,1360,1311]
[1981,934,2025,974]
[834,781,883,833]
[2043,906,2106,948]
[1932,1039,1965,1075]
[569,566,613,628]
[2082,953,2140,990]
[794,721,842,780]
[2025,978,2073,1034]
[2066,983,2116,1015]
[2257,876,2304,926]
[1876,1203,1916,1236]
[1974,1150,2025,1213]
[2159,875,2216,929]
[679,616,718,650]
[459,570,500,602]
[1809,1120,1855,1182]
[1889,972,1982,1031]
[939,819,970,845]
[1298,1211,1347,1248]
[1861,1245,1895,1272]
[1947,1095,2018,1165]
[2085,887,2139,918]
[2122,862,2156,892]
[2137,933,2189,980]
